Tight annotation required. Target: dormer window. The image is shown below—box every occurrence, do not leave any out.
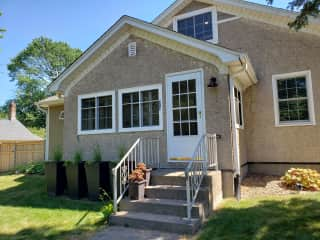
[173,7,218,43]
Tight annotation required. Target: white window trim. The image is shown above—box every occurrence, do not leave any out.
[77,90,116,135]
[230,80,244,129]
[118,84,163,133]
[272,70,316,127]
[172,7,219,44]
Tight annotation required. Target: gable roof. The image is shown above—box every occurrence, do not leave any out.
[153,0,320,36]
[49,15,257,93]
[0,119,43,142]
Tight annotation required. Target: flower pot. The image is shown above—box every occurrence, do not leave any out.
[129,180,146,200]
[85,162,109,201]
[143,168,152,186]
[45,161,67,196]
[65,162,88,199]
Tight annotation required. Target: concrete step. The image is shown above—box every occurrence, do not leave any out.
[145,185,209,201]
[150,169,210,187]
[119,198,208,219]
[109,211,201,234]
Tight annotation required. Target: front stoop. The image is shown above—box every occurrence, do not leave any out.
[109,169,222,234]
[110,211,200,234]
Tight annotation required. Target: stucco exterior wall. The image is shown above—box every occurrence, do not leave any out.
[218,18,320,172]
[48,105,64,160]
[64,36,233,169]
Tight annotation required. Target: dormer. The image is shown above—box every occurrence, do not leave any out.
[172,6,218,43]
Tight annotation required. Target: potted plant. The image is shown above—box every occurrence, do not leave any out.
[128,169,145,200]
[64,150,87,199]
[136,162,152,186]
[85,145,109,201]
[45,146,67,196]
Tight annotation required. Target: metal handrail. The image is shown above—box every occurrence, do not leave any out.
[185,134,219,220]
[112,137,160,213]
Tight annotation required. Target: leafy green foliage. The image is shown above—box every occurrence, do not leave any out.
[281,168,320,191]
[0,11,5,39]
[73,149,83,164]
[99,189,113,222]
[117,145,127,160]
[15,162,45,175]
[92,144,102,163]
[6,37,82,128]
[53,146,63,162]
[27,127,46,138]
[267,0,320,30]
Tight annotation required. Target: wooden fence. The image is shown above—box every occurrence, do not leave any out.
[0,142,45,172]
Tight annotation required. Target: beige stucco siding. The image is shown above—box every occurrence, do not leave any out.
[48,105,64,160]
[64,36,233,169]
[219,18,320,165]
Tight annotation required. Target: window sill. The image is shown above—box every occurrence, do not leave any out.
[119,126,163,133]
[78,129,116,135]
[275,121,316,127]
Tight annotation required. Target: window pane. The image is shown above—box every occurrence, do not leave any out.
[99,106,112,129]
[81,108,95,130]
[172,82,179,94]
[188,79,196,92]
[122,93,131,104]
[180,94,188,107]
[173,110,180,121]
[82,98,95,108]
[189,93,196,106]
[180,81,188,94]
[177,17,194,38]
[181,123,189,136]
[190,122,198,135]
[181,109,188,121]
[151,90,159,101]
[132,104,139,127]
[189,108,197,120]
[123,105,131,128]
[142,102,151,126]
[173,95,179,108]
[98,96,112,106]
[152,113,159,126]
[174,123,181,136]
[195,12,213,41]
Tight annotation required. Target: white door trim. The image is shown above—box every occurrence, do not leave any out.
[165,68,206,163]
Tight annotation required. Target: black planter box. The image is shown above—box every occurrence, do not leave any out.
[85,162,110,201]
[65,162,88,199]
[45,161,67,196]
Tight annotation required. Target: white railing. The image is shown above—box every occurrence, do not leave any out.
[185,134,219,220]
[112,137,160,213]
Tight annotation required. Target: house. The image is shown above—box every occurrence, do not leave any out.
[38,0,320,233]
[0,102,44,171]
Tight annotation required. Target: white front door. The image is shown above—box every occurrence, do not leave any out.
[166,69,205,162]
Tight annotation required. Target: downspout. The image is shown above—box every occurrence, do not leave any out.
[229,58,248,201]
[36,102,49,161]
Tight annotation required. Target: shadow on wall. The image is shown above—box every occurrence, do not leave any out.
[0,174,102,211]
[197,196,320,240]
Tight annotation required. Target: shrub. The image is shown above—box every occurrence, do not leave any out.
[117,145,127,160]
[281,168,320,191]
[99,189,113,222]
[73,150,83,164]
[53,146,63,162]
[93,144,102,163]
[15,162,45,175]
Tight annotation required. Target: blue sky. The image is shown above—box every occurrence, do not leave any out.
[0,0,287,105]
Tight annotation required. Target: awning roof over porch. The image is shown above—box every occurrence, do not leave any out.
[36,95,64,108]
[48,15,257,94]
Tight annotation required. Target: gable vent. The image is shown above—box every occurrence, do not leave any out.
[128,42,137,57]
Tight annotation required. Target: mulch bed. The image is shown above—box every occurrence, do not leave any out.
[241,175,314,199]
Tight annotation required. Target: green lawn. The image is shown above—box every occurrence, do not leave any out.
[198,193,320,240]
[0,174,104,240]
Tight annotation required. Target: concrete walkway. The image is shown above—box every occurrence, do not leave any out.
[91,226,189,240]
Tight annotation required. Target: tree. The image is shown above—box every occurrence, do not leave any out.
[0,11,5,38]
[268,0,320,30]
[7,37,82,127]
